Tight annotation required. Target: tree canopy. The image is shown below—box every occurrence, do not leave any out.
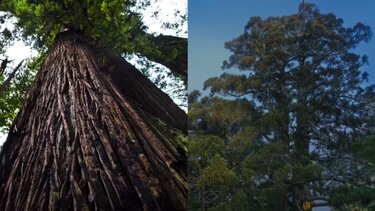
[0,0,187,210]
[0,0,187,133]
[189,4,375,210]
[1,0,187,78]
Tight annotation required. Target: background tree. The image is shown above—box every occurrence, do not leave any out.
[0,12,37,132]
[189,95,257,210]
[0,0,187,210]
[189,3,375,210]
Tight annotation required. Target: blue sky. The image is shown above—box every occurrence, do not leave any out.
[188,0,375,91]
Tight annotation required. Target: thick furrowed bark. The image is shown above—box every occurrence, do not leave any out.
[106,54,187,134]
[0,31,187,211]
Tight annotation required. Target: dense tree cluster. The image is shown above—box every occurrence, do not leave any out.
[189,4,375,210]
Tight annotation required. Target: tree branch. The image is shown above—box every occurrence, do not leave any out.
[0,60,24,95]
[141,32,187,79]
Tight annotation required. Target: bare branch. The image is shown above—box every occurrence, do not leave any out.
[0,60,25,95]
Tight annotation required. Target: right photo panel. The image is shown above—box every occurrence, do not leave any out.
[188,1,375,210]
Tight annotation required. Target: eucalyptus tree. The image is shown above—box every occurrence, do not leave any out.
[199,3,374,210]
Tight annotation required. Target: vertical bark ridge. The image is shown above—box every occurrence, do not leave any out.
[0,31,187,211]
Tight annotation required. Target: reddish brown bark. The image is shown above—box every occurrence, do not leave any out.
[106,54,187,134]
[0,30,187,210]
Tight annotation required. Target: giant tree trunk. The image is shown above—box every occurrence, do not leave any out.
[0,30,187,210]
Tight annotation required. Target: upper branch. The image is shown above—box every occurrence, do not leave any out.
[0,60,24,95]
[142,32,187,79]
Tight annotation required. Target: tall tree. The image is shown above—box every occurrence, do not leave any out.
[0,12,36,132]
[188,94,256,210]
[192,3,374,210]
[0,0,187,210]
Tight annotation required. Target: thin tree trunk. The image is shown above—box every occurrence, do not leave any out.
[0,60,24,95]
[275,187,288,211]
[295,106,309,158]
[0,30,187,211]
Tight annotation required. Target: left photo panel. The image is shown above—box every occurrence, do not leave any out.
[0,0,187,210]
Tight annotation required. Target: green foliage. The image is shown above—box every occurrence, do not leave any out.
[1,0,188,81]
[230,190,252,211]
[189,96,255,137]
[331,186,375,209]
[189,135,225,162]
[1,0,145,53]
[328,135,375,210]
[0,59,36,132]
[351,135,375,163]
[0,1,187,132]
[197,155,236,189]
[189,3,375,210]
[0,12,15,54]
[188,94,259,210]
[0,0,188,78]
[188,90,201,104]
